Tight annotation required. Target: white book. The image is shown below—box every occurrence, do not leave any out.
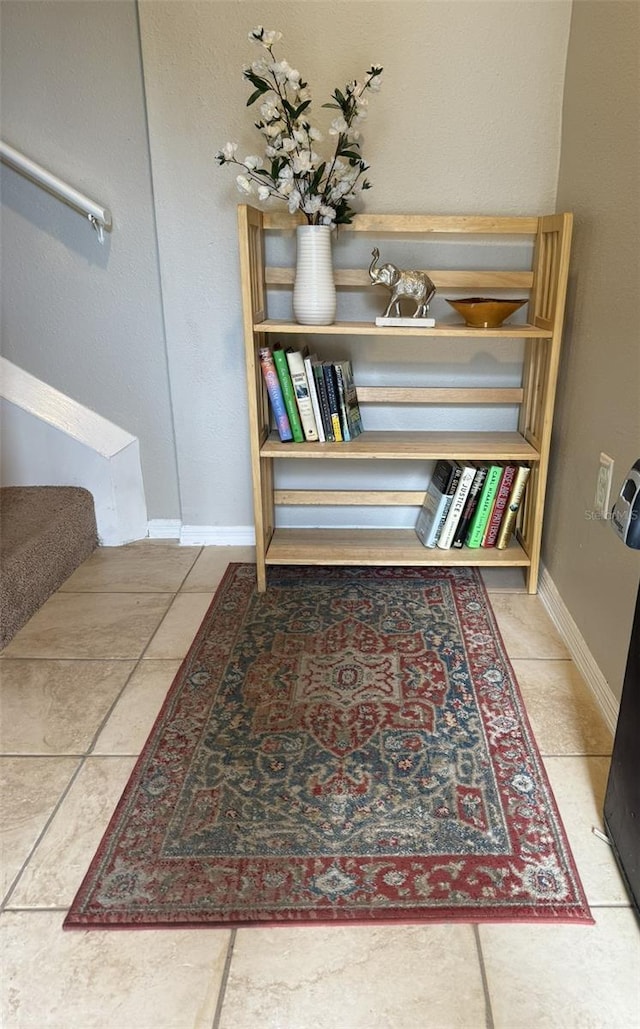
[303,353,326,442]
[437,463,478,549]
[415,460,456,548]
[286,349,319,442]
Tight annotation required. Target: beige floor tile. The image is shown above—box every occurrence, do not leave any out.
[93,660,181,754]
[0,660,135,755]
[143,592,214,660]
[220,923,486,1029]
[544,755,629,907]
[181,545,256,592]
[1,757,78,901]
[1,592,173,659]
[513,659,613,757]
[60,540,201,592]
[9,756,136,908]
[481,566,527,592]
[480,907,640,1029]
[488,593,571,659]
[0,909,230,1029]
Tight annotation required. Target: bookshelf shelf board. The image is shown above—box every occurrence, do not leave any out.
[261,430,540,461]
[253,319,553,338]
[265,528,530,567]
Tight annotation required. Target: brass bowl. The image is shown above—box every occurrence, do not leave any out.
[444,297,528,328]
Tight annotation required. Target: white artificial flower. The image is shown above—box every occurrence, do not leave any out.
[265,120,287,138]
[243,155,262,170]
[280,137,297,153]
[236,175,252,194]
[251,58,270,77]
[249,27,281,48]
[319,205,336,222]
[297,87,312,103]
[222,142,238,161]
[287,189,302,213]
[261,29,282,47]
[329,116,349,136]
[272,60,293,85]
[257,185,271,201]
[292,151,314,174]
[260,99,281,121]
[302,195,322,215]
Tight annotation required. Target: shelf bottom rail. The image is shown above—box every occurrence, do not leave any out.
[264,528,530,566]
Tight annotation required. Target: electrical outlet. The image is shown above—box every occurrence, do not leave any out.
[595,453,614,519]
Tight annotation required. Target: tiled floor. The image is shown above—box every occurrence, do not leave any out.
[1,543,639,1029]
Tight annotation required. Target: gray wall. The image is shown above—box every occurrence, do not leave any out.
[0,0,179,520]
[545,0,640,699]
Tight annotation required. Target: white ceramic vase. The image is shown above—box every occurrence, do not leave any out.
[292,225,336,326]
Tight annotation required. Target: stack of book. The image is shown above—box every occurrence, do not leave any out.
[259,344,363,444]
[415,459,531,551]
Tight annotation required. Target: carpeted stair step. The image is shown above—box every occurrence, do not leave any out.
[0,486,98,649]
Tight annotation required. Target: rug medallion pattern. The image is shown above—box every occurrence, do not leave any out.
[65,565,591,927]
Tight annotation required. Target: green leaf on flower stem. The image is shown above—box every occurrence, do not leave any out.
[321,103,341,110]
[246,88,266,107]
[340,151,362,162]
[294,100,311,118]
[244,71,268,89]
[333,88,346,107]
[310,162,326,191]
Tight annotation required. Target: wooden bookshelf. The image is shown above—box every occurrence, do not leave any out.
[238,205,572,593]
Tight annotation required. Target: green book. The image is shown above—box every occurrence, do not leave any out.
[272,344,304,442]
[465,464,504,548]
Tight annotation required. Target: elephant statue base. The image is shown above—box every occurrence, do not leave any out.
[368,248,437,324]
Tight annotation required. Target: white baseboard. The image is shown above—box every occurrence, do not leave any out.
[179,525,256,547]
[147,519,181,539]
[538,564,619,734]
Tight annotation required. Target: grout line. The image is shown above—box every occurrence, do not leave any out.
[0,755,87,913]
[212,928,236,1029]
[473,924,496,1029]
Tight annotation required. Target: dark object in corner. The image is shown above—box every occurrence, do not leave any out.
[604,580,640,919]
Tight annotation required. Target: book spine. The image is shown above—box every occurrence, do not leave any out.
[286,349,319,442]
[304,354,326,442]
[437,464,477,549]
[415,459,455,548]
[323,363,343,442]
[482,464,517,547]
[452,465,487,548]
[466,465,504,548]
[335,360,363,439]
[496,465,532,549]
[258,348,293,442]
[433,463,462,545]
[312,362,334,441]
[333,362,351,441]
[272,346,304,442]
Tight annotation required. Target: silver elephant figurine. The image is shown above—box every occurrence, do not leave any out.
[368,248,436,319]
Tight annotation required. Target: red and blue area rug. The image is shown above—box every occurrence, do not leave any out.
[65,565,592,928]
